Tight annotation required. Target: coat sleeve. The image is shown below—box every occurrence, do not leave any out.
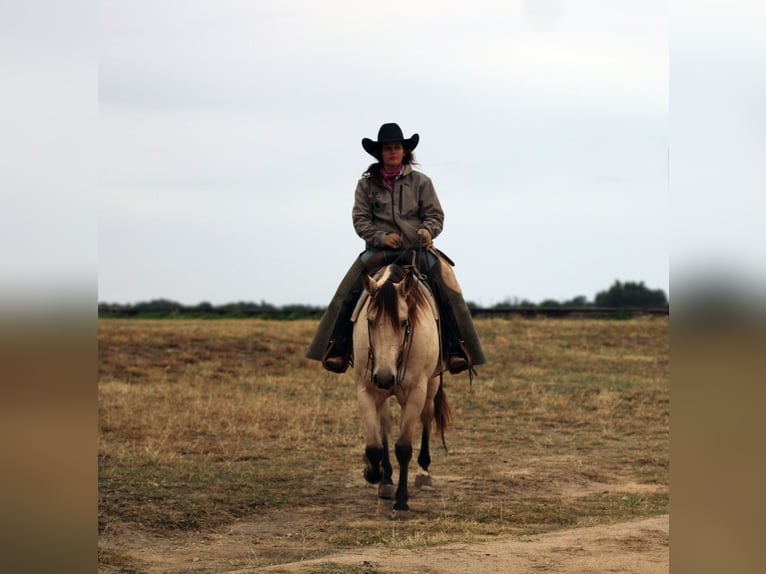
[418,175,445,240]
[352,179,387,247]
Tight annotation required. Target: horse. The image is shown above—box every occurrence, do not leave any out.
[352,263,451,511]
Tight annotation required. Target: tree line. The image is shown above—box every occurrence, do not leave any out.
[97,299,327,319]
[485,280,668,309]
[98,280,668,318]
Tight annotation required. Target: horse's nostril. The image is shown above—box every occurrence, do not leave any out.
[373,372,395,389]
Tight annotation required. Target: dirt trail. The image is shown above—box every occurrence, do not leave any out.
[102,514,668,573]
[242,514,668,574]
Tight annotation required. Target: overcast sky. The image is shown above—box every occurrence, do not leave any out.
[1,2,760,310]
[96,0,672,307]
[94,0,675,307]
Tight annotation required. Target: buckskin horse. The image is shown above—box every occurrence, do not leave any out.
[352,263,451,511]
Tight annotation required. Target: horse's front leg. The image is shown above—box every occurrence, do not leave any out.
[393,384,427,510]
[378,429,396,499]
[358,386,384,484]
[393,442,413,510]
[360,393,395,498]
[365,431,395,498]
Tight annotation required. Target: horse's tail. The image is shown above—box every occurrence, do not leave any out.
[434,376,452,451]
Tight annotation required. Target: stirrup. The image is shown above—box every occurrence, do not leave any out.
[321,339,349,373]
[447,354,469,373]
[447,340,474,375]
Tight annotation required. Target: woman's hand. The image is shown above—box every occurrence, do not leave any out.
[383,233,403,249]
[416,228,432,247]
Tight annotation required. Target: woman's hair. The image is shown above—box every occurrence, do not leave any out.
[363,148,419,181]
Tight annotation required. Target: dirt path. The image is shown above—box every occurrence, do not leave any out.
[101,514,668,573]
[245,515,669,574]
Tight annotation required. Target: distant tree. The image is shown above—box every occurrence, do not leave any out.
[281,304,324,315]
[133,299,183,312]
[490,297,533,308]
[594,280,668,308]
[563,295,589,307]
[539,299,562,308]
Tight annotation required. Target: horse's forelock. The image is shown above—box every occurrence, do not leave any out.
[370,281,401,332]
[369,265,428,330]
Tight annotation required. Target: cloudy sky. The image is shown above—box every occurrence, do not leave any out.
[670,0,766,303]
[94,0,675,308]
[96,0,672,307]
[1,2,760,311]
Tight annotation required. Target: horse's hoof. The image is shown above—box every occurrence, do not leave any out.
[364,468,382,484]
[414,471,432,488]
[393,501,410,511]
[378,483,396,499]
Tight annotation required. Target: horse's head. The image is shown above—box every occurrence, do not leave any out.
[362,265,422,389]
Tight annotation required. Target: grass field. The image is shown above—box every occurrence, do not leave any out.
[98,316,668,572]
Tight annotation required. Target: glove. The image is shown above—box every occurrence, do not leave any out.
[383,233,403,249]
[416,228,432,247]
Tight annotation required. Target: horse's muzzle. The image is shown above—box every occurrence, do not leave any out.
[373,370,396,389]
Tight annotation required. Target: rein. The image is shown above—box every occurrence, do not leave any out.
[396,319,414,386]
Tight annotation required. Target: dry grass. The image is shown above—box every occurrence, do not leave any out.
[98,317,668,570]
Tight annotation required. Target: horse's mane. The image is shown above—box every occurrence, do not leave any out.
[368,265,427,332]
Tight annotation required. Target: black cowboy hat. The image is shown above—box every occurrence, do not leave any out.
[362,123,420,157]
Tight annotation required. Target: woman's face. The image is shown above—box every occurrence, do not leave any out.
[381,142,404,170]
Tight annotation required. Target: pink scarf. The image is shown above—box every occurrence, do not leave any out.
[381,165,403,190]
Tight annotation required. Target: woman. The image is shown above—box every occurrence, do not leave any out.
[306,122,486,375]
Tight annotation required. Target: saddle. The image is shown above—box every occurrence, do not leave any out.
[362,246,454,273]
[320,247,473,377]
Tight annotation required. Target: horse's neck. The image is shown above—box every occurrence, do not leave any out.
[417,280,439,322]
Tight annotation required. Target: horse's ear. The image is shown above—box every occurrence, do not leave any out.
[362,273,377,296]
[401,272,417,299]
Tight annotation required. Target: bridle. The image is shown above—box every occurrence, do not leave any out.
[366,309,415,388]
[364,260,432,388]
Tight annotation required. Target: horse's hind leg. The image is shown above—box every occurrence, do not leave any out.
[415,386,435,487]
[415,424,433,488]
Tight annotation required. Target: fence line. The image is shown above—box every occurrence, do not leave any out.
[471,307,668,318]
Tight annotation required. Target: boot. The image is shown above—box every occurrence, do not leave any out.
[323,355,347,373]
[306,257,366,372]
[427,256,486,370]
[321,332,352,373]
[447,344,470,374]
[439,309,472,374]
